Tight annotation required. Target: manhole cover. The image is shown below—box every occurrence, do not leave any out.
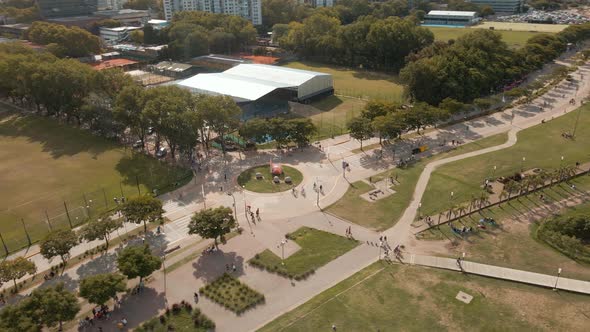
[456,291,473,304]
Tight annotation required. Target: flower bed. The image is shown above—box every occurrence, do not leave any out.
[199,273,265,314]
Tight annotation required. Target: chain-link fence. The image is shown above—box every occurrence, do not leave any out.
[0,172,193,256]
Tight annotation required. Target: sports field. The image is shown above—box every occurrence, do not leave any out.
[284,61,405,102]
[260,262,590,331]
[428,26,551,48]
[0,109,192,253]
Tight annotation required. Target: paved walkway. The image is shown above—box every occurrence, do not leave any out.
[404,254,590,294]
[3,54,588,331]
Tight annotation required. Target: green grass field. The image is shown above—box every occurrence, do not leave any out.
[427,27,551,48]
[0,110,192,253]
[238,165,303,193]
[420,177,590,280]
[259,261,590,332]
[325,133,508,230]
[284,61,404,102]
[249,227,359,279]
[421,103,590,217]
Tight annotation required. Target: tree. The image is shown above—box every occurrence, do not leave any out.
[439,97,466,114]
[188,207,236,247]
[372,112,405,144]
[26,21,100,57]
[79,273,126,305]
[21,283,80,331]
[288,118,316,147]
[0,303,39,332]
[119,195,164,233]
[79,217,123,248]
[361,100,393,121]
[0,257,36,288]
[117,245,162,282]
[480,5,495,17]
[199,95,242,154]
[130,29,144,44]
[239,118,270,144]
[114,84,148,149]
[347,116,373,150]
[39,229,78,266]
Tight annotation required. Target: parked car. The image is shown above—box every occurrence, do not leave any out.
[156,147,167,158]
[133,140,143,149]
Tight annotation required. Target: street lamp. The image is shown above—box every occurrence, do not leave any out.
[492,165,497,179]
[553,267,562,291]
[521,157,526,172]
[560,156,564,167]
[279,239,286,265]
[418,202,422,219]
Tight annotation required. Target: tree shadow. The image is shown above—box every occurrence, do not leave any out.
[115,153,191,193]
[39,273,78,292]
[90,288,166,331]
[192,250,245,283]
[76,252,119,279]
[0,111,113,159]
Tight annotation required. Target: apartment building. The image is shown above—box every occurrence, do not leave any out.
[163,0,262,25]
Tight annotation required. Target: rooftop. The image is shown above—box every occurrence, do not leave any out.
[100,26,142,32]
[426,10,478,17]
[153,61,193,72]
[90,58,138,71]
[177,64,330,102]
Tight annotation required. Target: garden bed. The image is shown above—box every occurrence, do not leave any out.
[136,301,214,332]
[199,273,265,314]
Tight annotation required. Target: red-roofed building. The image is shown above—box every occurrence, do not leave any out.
[90,58,139,71]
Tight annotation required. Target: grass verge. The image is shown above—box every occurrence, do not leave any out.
[238,165,303,193]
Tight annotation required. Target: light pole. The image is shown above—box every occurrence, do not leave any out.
[418,202,422,219]
[492,165,497,179]
[560,156,564,168]
[553,267,562,291]
[280,239,286,265]
[163,254,168,307]
[521,157,526,172]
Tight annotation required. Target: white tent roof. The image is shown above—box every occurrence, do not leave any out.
[427,10,477,17]
[177,64,329,102]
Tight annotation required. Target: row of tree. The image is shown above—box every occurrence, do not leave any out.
[0,199,236,330]
[0,44,246,161]
[25,22,101,58]
[401,23,590,105]
[0,0,38,23]
[239,117,316,148]
[275,14,434,72]
[347,100,449,149]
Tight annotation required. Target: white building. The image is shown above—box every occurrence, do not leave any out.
[163,0,262,25]
[298,0,333,7]
[99,26,142,43]
[98,0,129,10]
[178,64,334,103]
[424,10,479,26]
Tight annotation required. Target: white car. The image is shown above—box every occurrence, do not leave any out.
[155,147,167,158]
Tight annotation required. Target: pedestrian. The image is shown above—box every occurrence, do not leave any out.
[98,327,103,332]
[232,264,237,272]
[384,235,387,242]
[224,173,227,181]
[319,184,323,193]
[250,212,255,221]
[379,236,382,242]
[256,208,259,218]
[332,324,337,331]
[194,292,199,302]
[319,144,322,151]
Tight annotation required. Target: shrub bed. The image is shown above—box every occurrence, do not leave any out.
[199,273,265,315]
[135,301,215,331]
[536,213,590,263]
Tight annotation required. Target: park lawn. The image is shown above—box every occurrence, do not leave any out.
[308,96,366,140]
[249,227,359,279]
[259,261,590,332]
[0,110,192,253]
[238,165,303,193]
[283,61,404,102]
[326,133,508,230]
[421,103,590,217]
[419,177,590,280]
[427,27,549,48]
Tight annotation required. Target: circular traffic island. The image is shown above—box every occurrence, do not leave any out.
[238,165,303,193]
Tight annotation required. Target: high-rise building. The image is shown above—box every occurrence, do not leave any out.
[98,0,129,10]
[163,0,261,25]
[297,0,333,7]
[467,0,524,14]
[37,0,98,18]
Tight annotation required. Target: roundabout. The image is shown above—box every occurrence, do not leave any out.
[237,164,303,193]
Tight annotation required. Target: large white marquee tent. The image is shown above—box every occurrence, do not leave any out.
[177,64,334,103]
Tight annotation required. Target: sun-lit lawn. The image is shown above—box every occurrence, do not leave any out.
[427,26,551,48]
[475,22,568,33]
[238,165,303,193]
[249,227,359,280]
[421,103,590,217]
[283,61,404,102]
[0,109,192,253]
[259,261,590,332]
[325,133,508,230]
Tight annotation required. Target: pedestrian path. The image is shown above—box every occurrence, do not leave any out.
[403,254,590,294]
